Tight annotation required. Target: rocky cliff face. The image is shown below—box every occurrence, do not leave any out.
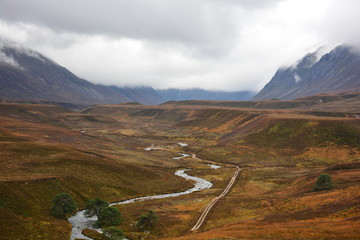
[253,45,360,100]
[0,39,163,105]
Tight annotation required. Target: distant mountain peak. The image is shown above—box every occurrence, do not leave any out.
[253,44,360,100]
[291,46,330,71]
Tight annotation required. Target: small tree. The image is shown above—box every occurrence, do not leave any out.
[51,193,77,219]
[313,173,334,191]
[136,210,158,231]
[84,198,109,218]
[96,207,122,227]
[103,227,125,240]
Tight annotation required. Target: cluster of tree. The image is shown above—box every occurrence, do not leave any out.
[51,194,158,239]
[84,198,122,227]
[51,174,334,238]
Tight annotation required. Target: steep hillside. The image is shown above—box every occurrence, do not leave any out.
[157,88,255,102]
[0,39,163,105]
[253,45,360,100]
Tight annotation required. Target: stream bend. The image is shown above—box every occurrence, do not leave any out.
[68,150,213,240]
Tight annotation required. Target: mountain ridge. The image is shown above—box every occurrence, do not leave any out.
[253,45,360,100]
[0,38,164,105]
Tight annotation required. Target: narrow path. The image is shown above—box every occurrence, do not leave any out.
[191,165,241,231]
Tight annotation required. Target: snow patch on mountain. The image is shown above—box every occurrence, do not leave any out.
[0,37,55,64]
[291,46,330,70]
[0,50,23,69]
[294,73,301,83]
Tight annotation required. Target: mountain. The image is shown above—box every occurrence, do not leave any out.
[157,88,255,102]
[253,45,360,100]
[0,38,163,105]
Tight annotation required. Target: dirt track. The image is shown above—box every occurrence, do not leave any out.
[191,164,242,231]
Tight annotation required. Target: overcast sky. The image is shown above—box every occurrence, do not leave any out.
[0,0,359,91]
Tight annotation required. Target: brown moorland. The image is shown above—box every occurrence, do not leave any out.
[0,94,359,240]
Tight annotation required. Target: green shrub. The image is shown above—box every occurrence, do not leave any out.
[96,207,122,227]
[103,227,125,240]
[313,173,334,191]
[50,193,77,219]
[136,210,158,231]
[85,198,109,218]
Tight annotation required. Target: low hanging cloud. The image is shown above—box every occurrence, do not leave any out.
[0,0,359,91]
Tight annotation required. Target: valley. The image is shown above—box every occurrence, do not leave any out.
[1,2,360,240]
[0,93,359,240]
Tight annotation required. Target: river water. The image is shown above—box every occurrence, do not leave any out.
[68,150,213,240]
[173,153,191,159]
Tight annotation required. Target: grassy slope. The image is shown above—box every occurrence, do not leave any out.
[1,101,359,240]
[165,163,360,240]
[83,103,360,240]
[0,104,194,240]
[142,105,359,240]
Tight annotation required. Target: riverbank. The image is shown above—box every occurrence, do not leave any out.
[68,146,216,240]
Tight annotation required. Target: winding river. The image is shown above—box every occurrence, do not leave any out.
[68,145,215,240]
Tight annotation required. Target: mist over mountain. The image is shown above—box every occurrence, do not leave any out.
[0,39,163,105]
[0,38,257,106]
[157,88,255,102]
[253,45,360,100]
[2,38,359,106]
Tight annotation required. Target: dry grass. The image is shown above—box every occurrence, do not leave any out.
[0,102,359,240]
[168,218,360,240]
[165,166,360,240]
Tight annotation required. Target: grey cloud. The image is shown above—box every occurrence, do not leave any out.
[0,1,239,48]
[212,0,283,8]
[0,0,311,59]
[322,0,360,46]
[0,0,359,92]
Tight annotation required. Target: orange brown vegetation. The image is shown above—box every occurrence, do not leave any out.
[0,98,359,240]
[165,165,360,240]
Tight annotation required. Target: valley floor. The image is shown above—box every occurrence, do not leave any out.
[0,101,359,240]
